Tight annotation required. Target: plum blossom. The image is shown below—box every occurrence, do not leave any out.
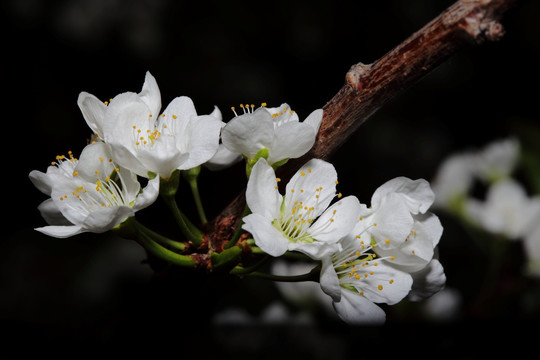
[242,158,361,259]
[354,177,443,273]
[30,142,159,238]
[221,103,323,167]
[79,72,223,179]
[319,231,413,324]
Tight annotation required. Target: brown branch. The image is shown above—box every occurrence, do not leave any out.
[209,0,524,254]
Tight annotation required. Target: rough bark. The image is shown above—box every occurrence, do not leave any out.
[209,0,524,254]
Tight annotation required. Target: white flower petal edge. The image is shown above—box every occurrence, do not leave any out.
[333,288,386,325]
[77,91,108,140]
[371,177,435,215]
[242,213,289,257]
[244,158,360,259]
[408,258,446,301]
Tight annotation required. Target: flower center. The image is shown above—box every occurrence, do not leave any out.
[59,156,130,211]
[50,151,78,177]
[132,116,162,149]
[269,104,295,129]
[332,233,396,295]
[274,169,341,243]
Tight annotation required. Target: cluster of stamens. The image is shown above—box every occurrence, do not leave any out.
[57,155,127,210]
[230,102,267,116]
[332,229,397,295]
[275,169,342,243]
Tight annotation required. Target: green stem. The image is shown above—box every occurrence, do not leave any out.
[187,176,208,225]
[136,230,197,268]
[224,204,251,249]
[136,221,186,252]
[229,254,271,275]
[161,193,203,246]
[159,170,203,246]
[113,218,196,268]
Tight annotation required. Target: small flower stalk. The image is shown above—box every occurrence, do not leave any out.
[30,71,446,325]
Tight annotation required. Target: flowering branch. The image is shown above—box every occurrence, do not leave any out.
[211,0,524,249]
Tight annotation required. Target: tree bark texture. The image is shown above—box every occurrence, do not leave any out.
[209,0,524,255]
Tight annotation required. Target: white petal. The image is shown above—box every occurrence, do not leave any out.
[242,214,289,257]
[136,135,188,178]
[409,259,446,301]
[104,92,152,148]
[178,115,223,170]
[133,176,160,211]
[308,196,361,242]
[288,241,341,260]
[204,144,243,171]
[77,92,107,139]
[372,177,434,214]
[83,206,134,233]
[138,71,161,116]
[245,158,282,220]
[221,110,274,159]
[209,105,223,121]
[415,212,444,247]
[320,256,342,302]
[303,108,323,134]
[29,170,54,195]
[75,142,116,183]
[37,199,71,225]
[107,142,149,177]
[35,225,84,238]
[162,96,198,122]
[369,193,414,247]
[285,159,337,217]
[358,261,413,305]
[267,122,316,164]
[333,288,386,325]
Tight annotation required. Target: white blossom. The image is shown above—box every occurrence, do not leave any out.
[242,158,361,259]
[221,103,322,166]
[31,142,159,238]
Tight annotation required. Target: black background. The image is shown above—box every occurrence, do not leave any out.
[2,0,540,357]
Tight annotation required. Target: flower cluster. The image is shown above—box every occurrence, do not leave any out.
[30,71,445,324]
[244,157,444,324]
[432,137,540,277]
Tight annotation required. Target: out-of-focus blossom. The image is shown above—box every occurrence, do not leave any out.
[465,179,540,240]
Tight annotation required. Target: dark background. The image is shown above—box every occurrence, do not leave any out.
[2,0,540,357]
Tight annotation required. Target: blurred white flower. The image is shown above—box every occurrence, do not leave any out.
[465,178,540,240]
[474,137,520,183]
[431,153,477,211]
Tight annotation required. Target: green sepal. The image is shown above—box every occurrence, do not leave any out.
[211,246,242,272]
[182,166,201,183]
[271,158,289,170]
[159,169,181,197]
[246,147,269,178]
